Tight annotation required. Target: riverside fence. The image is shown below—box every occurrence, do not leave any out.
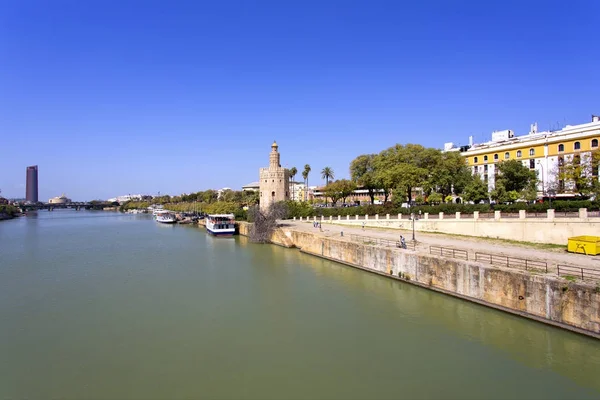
[474,253,548,272]
[429,245,469,260]
[349,234,600,282]
[350,234,415,251]
[557,265,600,281]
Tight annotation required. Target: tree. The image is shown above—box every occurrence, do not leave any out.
[461,175,489,204]
[323,181,342,206]
[427,192,442,204]
[496,160,537,193]
[248,202,288,243]
[202,190,218,204]
[350,154,378,204]
[555,152,599,196]
[302,164,311,202]
[289,167,298,200]
[428,151,473,196]
[321,167,335,205]
[336,179,357,205]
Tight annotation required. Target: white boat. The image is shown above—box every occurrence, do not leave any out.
[148,205,164,215]
[206,214,236,236]
[155,210,177,224]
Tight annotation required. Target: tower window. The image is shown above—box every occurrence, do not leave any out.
[271,191,275,197]
[504,152,509,159]
[516,150,522,158]
[529,148,535,156]
[574,141,581,150]
[592,139,598,148]
[483,155,488,162]
[494,154,498,160]
[558,144,564,152]
[474,157,478,163]
[529,159,535,169]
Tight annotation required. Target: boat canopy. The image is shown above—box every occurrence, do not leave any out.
[208,214,235,218]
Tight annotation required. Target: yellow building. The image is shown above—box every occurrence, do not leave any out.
[451,116,600,197]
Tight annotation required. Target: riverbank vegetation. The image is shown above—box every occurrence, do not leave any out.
[0,204,19,220]
[283,199,600,219]
[120,189,257,220]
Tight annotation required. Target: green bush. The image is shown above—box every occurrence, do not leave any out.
[0,204,19,217]
[283,199,600,218]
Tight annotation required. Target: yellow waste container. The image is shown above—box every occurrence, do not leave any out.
[567,236,600,256]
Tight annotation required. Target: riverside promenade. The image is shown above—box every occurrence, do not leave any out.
[282,219,600,274]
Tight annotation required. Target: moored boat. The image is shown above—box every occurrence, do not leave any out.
[155,210,177,224]
[206,214,235,236]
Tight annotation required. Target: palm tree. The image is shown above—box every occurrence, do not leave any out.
[289,167,297,201]
[302,164,311,202]
[321,167,335,206]
[321,167,335,186]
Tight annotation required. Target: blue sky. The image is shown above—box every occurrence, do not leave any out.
[1,0,598,201]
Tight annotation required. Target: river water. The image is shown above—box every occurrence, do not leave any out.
[0,210,599,399]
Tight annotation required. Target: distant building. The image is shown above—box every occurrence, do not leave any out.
[26,165,38,203]
[49,194,71,204]
[259,141,290,211]
[107,194,143,204]
[242,182,260,192]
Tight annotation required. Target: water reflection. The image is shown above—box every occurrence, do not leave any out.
[1,214,599,399]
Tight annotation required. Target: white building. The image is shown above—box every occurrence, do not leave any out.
[107,194,143,204]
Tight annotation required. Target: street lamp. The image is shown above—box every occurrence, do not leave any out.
[537,160,545,200]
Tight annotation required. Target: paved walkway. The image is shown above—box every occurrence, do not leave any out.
[281,220,600,273]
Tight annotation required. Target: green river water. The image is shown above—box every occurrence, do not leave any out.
[0,210,599,399]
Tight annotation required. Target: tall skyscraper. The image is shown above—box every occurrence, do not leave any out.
[26,165,38,203]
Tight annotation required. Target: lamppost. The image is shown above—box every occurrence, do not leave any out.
[537,160,545,200]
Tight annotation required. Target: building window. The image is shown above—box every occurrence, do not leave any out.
[574,141,581,150]
[484,165,488,172]
[516,150,522,158]
[474,157,478,163]
[271,191,275,197]
[494,154,498,161]
[529,148,535,156]
[483,155,488,162]
[504,152,509,159]
[574,155,581,165]
[558,144,564,152]
[529,159,535,169]
[592,139,598,148]
[558,157,564,167]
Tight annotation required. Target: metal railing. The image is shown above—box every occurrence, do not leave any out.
[350,234,415,250]
[475,253,548,272]
[557,265,600,281]
[429,245,468,260]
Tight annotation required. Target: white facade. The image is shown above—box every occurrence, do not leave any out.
[108,194,143,203]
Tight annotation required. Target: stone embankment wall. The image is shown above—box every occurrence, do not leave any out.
[237,222,600,338]
[296,208,599,245]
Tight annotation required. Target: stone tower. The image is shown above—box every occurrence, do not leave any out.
[259,141,290,211]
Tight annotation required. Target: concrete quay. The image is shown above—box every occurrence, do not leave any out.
[284,220,600,272]
[238,221,600,338]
